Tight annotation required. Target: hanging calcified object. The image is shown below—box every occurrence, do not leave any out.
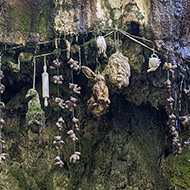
[184,138,190,149]
[0,117,5,129]
[65,39,71,59]
[53,75,64,84]
[65,96,78,112]
[53,136,65,150]
[55,97,65,109]
[0,70,4,80]
[103,51,131,89]
[183,87,190,99]
[179,115,190,126]
[25,89,46,135]
[67,130,78,142]
[56,117,65,131]
[96,35,107,58]
[0,84,5,94]
[147,52,161,72]
[69,151,81,163]
[42,57,50,107]
[67,58,80,71]
[82,66,110,117]
[164,79,172,93]
[167,96,174,109]
[162,62,177,73]
[72,116,79,131]
[54,156,64,168]
[69,83,81,94]
[50,59,61,70]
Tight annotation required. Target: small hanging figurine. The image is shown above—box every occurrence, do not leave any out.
[54,156,64,168]
[55,97,65,109]
[56,117,65,131]
[67,130,78,142]
[72,116,79,131]
[96,35,107,58]
[25,88,46,135]
[53,136,65,150]
[179,115,190,126]
[67,58,80,71]
[42,56,50,107]
[53,75,64,84]
[69,151,81,163]
[69,83,81,94]
[81,66,110,117]
[147,52,161,72]
[162,62,177,73]
[65,96,78,112]
[26,58,45,135]
[50,59,61,70]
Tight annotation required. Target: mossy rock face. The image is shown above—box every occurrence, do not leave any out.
[162,153,190,190]
[0,0,51,45]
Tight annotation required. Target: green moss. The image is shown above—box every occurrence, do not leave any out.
[27,101,44,116]
[9,164,27,190]
[104,1,116,25]
[18,52,33,62]
[124,3,144,21]
[162,153,190,189]
[35,0,50,39]
[2,55,20,72]
[17,17,30,36]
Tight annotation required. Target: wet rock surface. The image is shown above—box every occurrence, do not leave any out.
[0,0,190,190]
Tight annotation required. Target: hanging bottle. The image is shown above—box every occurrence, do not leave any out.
[42,56,49,107]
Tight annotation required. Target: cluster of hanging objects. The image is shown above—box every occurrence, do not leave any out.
[50,39,81,167]
[163,60,190,157]
[0,53,6,164]
[1,9,190,165]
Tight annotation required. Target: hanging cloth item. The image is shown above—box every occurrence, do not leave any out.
[42,56,49,107]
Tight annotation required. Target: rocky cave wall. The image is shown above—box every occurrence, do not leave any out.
[0,0,190,190]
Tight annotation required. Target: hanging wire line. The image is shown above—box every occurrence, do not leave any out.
[0,53,2,119]
[0,53,2,155]
[44,55,47,67]
[77,46,82,74]
[119,29,157,53]
[32,57,36,89]
[1,27,190,63]
[179,75,184,112]
[71,69,76,153]
[123,30,154,46]
[117,30,120,51]
[114,29,117,52]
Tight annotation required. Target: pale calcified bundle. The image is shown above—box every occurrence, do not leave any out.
[103,51,131,89]
[96,35,107,58]
[147,53,161,72]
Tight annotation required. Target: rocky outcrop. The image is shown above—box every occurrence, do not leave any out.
[0,0,190,190]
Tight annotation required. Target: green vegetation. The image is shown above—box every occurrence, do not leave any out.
[162,153,190,189]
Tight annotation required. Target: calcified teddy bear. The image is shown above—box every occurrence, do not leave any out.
[103,51,131,89]
[82,66,110,117]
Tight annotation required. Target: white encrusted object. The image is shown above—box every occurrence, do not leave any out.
[54,156,64,168]
[96,35,107,58]
[42,64,49,107]
[69,151,81,163]
[103,51,131,89]
[147,53,161,72]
